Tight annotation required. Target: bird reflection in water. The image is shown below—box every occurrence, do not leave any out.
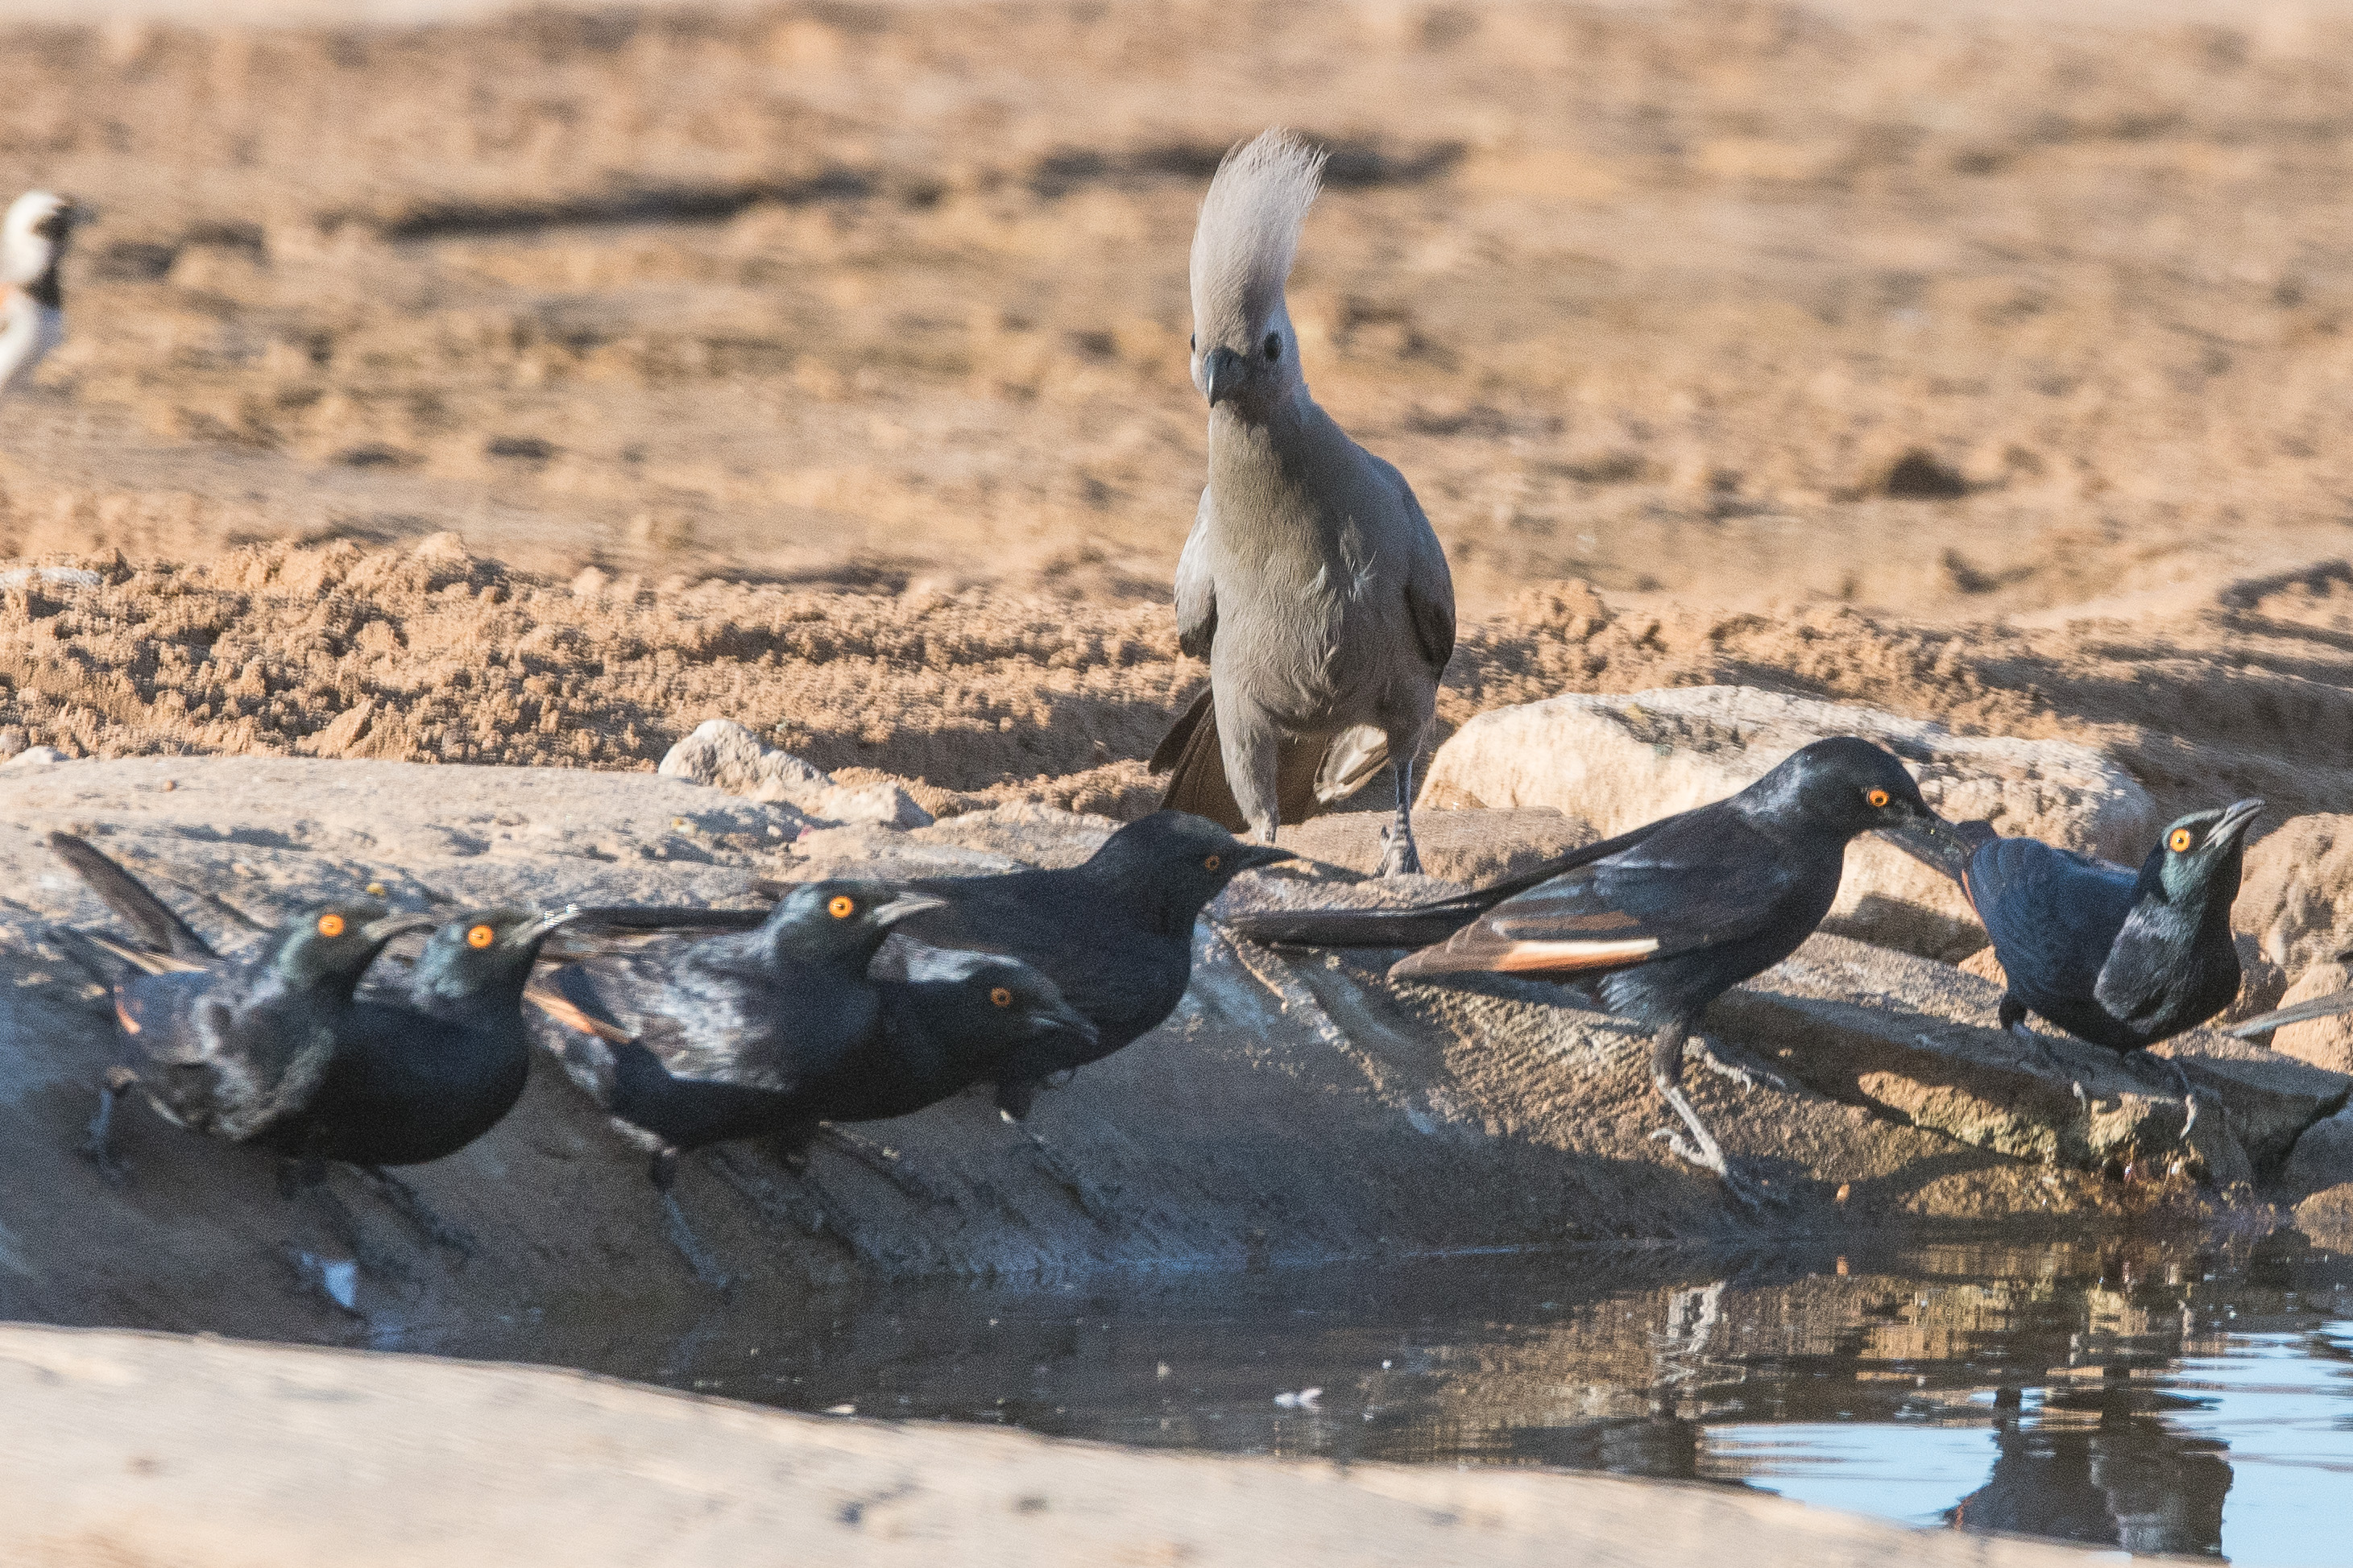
[1947,1379,2231,1557]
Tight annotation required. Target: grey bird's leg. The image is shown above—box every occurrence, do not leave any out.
[356,1165,478,1262]
[1646,1024,1768,1210]
[2004,994,2088,1103]
[1377,752,1423,878]
[649,1148,733,1292]
[2139,1052,2200,1141]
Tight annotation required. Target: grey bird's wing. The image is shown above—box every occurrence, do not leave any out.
[1384,458,1456,676]
[1174,486,1216,660]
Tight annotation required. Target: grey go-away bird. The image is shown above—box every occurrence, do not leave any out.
[0,191,74,401]
[1150,129,1456,876]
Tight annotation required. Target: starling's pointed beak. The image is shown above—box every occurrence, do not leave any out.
[512,907,593,949]
[874,891,947,926]
[2211,798,2265,845]
[1239,843,1296,871]
[360,912,438,944]
[1202,345,1244,407]
[1034,994,1100,1050]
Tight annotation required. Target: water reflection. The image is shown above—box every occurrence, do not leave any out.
[494,1235,2353,1565]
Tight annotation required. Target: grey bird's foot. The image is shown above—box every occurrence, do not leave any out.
[1376,823,1423,878]
[358,1166,478,1262]
[79,1080,130,1185]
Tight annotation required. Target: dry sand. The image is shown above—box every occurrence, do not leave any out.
[0,0,2351,831]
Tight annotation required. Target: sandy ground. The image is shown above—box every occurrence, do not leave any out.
[5,0,2353,619]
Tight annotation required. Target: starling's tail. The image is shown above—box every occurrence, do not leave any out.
[1224,816,1674,950]
[1149,684,1331,834]
[46,831,215,961]
[2226,985,2353,1039]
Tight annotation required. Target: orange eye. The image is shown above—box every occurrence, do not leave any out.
[466,924,496,949]
[1865,788,1891,809]
[316,913,346,938]
[1203,854,1221,871]
[2169,828,2194,853]
[989,987,1013,1008]
[827,895,855,919]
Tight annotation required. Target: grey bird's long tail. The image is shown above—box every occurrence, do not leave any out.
[1150,686,1321,834]
[47,831,216,960]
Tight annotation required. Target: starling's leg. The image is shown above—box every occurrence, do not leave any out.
[1011,1123,1122,1225]
[2007,995,2087,1101]
[817,1125,953,1205]
[2140,1052,2202,1141]
[355,1166,478,1262]
[996,1077,1039,1123]
[1689,1036,1792,1094]
[1377,753,1423,878]
[78,1069,135,1185]
[650,1148,731,1292]
[1647,1023,1767,1211]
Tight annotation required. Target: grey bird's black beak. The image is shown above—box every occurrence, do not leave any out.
[1875,809,1990,883]
[1202,345,1244,407]
[1034,994,1100,1050]
[1237,843,1295,871]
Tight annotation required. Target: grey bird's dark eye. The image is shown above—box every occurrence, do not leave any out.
[1264,332,1282,362]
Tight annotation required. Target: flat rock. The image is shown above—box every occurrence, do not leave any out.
[0,1325,2115,1568]
[0,757,2329,1363]
[1419,685,2160,960]
[1278,806,1596,883]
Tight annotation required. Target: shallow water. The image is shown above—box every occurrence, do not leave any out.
[603,1235,2353,1563]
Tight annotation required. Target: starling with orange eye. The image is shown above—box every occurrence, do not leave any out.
[45,831,429,1179]
[520,880,1092,1286]
[1890,798,2264,1122]
[1224,738,1970,1209]
[751,809,1294,1120]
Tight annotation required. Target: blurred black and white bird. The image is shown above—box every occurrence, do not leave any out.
[1,191,75,401]
[1150,130,1456,876]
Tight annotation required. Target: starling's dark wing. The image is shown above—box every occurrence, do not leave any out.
[1224,815,1677,949]
[1962,837,2137,1004]
[1390,809,1796,979]
[48,831,217,960]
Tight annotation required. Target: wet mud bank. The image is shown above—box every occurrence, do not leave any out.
[0,756,2344,1355]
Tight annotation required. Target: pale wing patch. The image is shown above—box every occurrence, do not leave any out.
[523,983,636,1045]
[1487,937,1662,973]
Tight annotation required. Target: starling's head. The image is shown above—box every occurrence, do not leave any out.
[266,901,423,995]
[2,191,74,289]
[411,907,582,999]
[763,879,944,966]
[904,947,1097,1064]
[1084,809,1295,926]
[1750,736,1965,846]
[1189,129,1323,420]
[2147,799,2264,905]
